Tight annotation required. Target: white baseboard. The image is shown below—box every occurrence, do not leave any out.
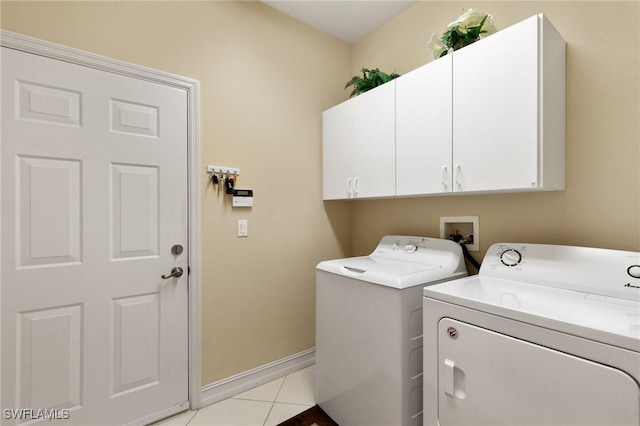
[200,348,315,408]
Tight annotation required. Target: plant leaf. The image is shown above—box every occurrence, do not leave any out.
[344,76,360,89]
[345,67,401,97]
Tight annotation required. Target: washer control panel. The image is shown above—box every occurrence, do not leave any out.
[389,240,424,253]
[373,235,463,264]
[391,243,419,253]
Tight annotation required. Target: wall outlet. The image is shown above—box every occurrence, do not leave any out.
[440,216,479,251]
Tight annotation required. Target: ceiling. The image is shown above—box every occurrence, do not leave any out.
[261,0,417,44]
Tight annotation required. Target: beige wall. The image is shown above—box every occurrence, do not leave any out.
[349,1,640,258]
[1,1,352,385]
[3,0,639,389]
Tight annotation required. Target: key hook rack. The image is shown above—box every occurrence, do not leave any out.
[207,164,240,193]
[206,165,240,177]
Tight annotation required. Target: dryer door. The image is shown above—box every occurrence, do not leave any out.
[437,318,640,426]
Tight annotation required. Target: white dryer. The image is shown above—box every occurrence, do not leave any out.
[316,236,467,426]
[423,243,640,426]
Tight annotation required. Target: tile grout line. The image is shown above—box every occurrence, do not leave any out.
[184,409,197,426]
[175,368,313,426]
[262,374,289,426]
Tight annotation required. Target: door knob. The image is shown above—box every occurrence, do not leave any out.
[161,266,184,279]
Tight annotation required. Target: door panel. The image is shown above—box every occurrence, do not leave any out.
[111,163,159,259]
[16,81,82,127]
[18,305,83,410]
[437,318,640,426]
[112,293,160,396]
[110,99,159,138]
[2,47,188,425]
[17,156,82,268]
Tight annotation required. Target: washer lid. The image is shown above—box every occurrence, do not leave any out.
[424,276,640,352]
[317,256,465,289]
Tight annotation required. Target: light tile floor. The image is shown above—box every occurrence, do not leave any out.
[155,366,315,426]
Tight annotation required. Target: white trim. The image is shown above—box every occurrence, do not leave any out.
[0,30,203,410]
[201,348,316,408]
[0,31,197,90]
[124,402,189,426]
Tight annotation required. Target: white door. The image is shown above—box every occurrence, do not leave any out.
[322,82,395,200]
[452,15,539,192]
[351,81,396,199]
[1,47,189,425]
[322,100,355,200]
[396,54,452,196]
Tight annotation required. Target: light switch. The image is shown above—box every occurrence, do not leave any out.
[238,220,248,237]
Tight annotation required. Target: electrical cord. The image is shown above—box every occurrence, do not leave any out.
[459,240,481,271]
[448,235,481,271]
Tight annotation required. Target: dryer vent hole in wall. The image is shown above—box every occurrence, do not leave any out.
[440,216,481,270]
[448,228,472,245]
[440,216,478,251]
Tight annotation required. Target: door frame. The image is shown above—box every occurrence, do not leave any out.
[0,30,203,411]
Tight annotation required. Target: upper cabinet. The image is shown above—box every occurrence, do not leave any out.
[323,14,565,200]
[323,81,395,200]
[452,14,565,193]
[396,54,453,196]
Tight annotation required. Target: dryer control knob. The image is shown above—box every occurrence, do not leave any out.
[628,265,640,279]
[500,249,522,267]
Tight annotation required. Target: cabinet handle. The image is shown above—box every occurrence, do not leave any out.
[346,178,353,196]
[442,166,448,189]
[354,177,359,195]
[455,164,462,188]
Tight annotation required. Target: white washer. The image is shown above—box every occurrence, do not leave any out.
[423,243,640,426]
[316,236,467,426]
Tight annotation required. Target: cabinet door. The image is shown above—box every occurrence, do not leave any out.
[453,15,539,192]
[396,55,453,195]
[322,100,355,200]
[352,82,396,198]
